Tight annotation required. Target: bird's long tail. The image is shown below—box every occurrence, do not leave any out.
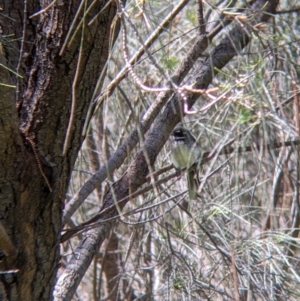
[187,167,199,200]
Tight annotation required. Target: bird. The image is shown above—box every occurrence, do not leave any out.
[170,125,200,199]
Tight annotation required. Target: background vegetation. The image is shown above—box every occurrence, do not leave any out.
[0,0,300,300]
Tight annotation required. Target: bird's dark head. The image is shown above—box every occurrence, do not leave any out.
[172,127,188,141]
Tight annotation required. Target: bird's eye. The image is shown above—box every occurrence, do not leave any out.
[174,130,183,135]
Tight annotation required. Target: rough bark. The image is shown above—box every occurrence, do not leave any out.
[0,1,119,300]
[55,0,280,300]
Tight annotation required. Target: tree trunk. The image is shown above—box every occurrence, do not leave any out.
[0,1,119,300]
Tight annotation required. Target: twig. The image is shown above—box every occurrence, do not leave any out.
[26,137,53,192]
[63,0,87,155]
[16,0,27,103]
[29,0,59,18]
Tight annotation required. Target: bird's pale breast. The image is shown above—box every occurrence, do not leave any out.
[170,143,199,169]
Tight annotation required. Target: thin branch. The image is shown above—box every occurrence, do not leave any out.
[16,0,27,103]
[197,0,206,35]
[29,0,59,18]
[83,0,191,135]
[275,7,300,14]
[63,1,86,155]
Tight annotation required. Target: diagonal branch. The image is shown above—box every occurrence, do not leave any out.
[62,33,212,226]
[54,1,280,300]
[62,13,232,226]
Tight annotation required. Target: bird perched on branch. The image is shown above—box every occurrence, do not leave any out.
[170,125,200,199]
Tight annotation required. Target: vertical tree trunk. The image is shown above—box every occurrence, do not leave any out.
[0,1,119,300]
